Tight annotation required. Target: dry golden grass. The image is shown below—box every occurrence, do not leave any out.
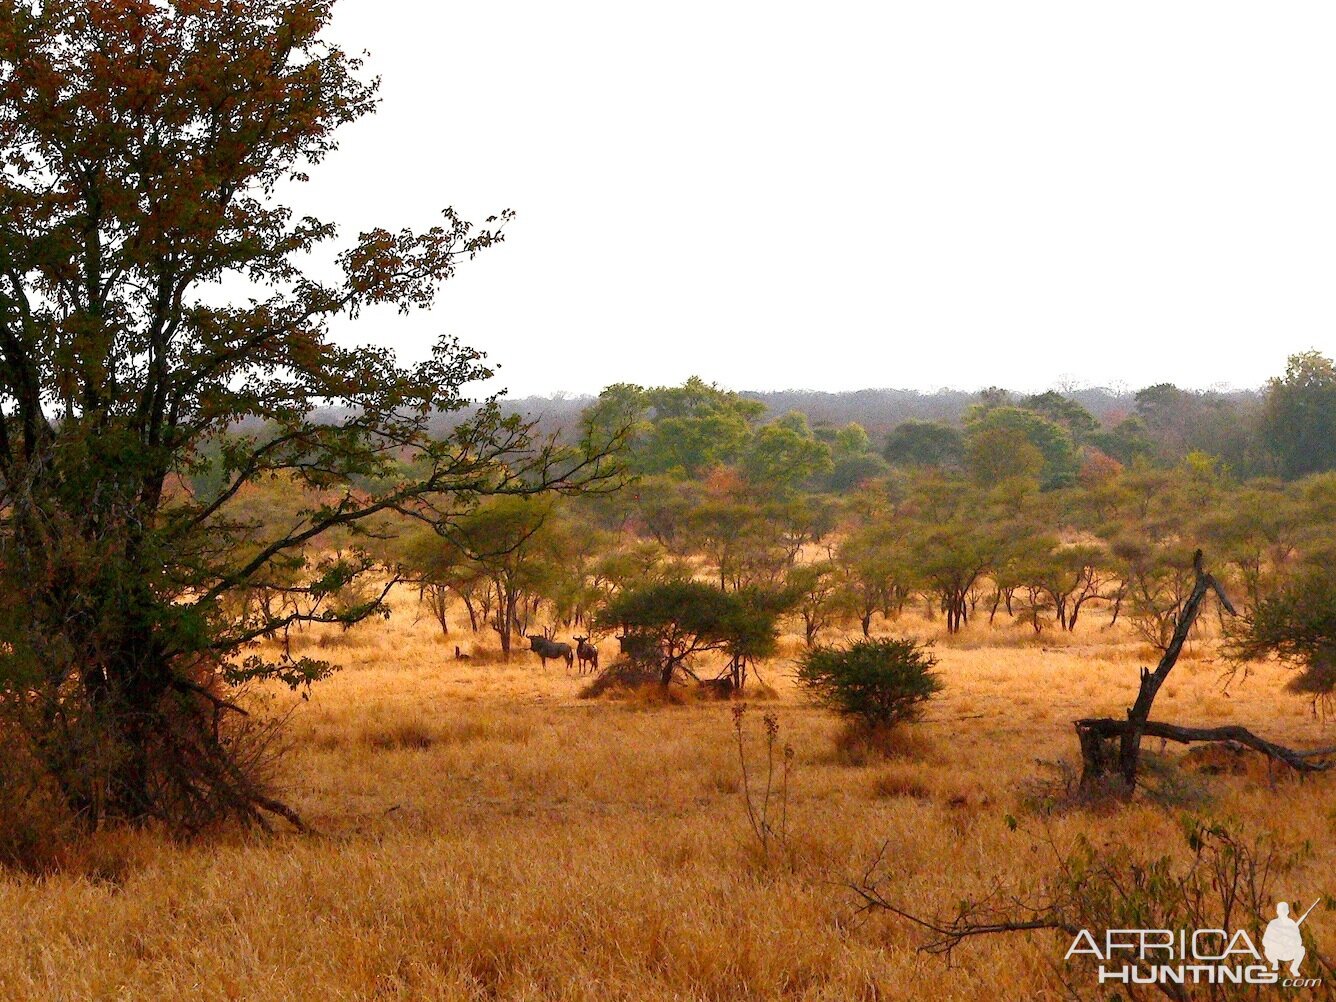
[2,602,1333,1000]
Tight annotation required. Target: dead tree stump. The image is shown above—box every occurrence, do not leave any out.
[1071,550,1334,794]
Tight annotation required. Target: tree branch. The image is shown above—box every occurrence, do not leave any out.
[1074,717,1335,773]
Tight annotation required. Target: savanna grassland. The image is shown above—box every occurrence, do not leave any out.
[3,602,1332,1002]
[7,7,1336,1002]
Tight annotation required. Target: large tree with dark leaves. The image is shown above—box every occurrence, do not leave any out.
[0,1,619,834]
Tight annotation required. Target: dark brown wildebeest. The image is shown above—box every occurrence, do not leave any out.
[525,627,573,670]
[572,635,599,674]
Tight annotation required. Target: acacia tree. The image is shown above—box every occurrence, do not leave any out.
[599,580,778,688]
[448,496,569,658]
[1114,538,1199,650]
[1226,564,1336,715]
[392,523,484,637]
[787,561,842,647]
[0,2,621,833]
[1200,481,1302,614]
[834,523,913,637]
[1037,544,1112,632]
[910,518,994,634]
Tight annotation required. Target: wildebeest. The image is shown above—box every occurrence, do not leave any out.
[572,635,599,673]
[614,632,653,661]
[697,676,736,700]
[525,628,573,670]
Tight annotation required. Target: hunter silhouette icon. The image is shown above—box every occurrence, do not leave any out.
[1262,900,1318,977]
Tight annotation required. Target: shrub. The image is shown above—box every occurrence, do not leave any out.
[1225,564,1336,715]
[795,637,942,728]
[852,816,1336,996]
[0,730,79,874]
[578,659,663,699]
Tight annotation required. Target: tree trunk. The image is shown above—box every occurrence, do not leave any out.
[423,584,450,636]
[1075,551,1236,793]
[1107,581,1125,626]
[660,642,678,687]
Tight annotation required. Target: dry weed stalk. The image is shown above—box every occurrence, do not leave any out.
[731,704,795,868]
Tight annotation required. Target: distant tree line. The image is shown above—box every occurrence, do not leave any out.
[411,351,1332,484]
[352,353,1336,712]
[187,353,1336,699]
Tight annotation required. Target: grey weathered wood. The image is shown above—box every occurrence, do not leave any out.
[1071,550,1332,791]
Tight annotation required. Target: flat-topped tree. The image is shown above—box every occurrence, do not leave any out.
[0,1,622,833]
[599,581,780,689]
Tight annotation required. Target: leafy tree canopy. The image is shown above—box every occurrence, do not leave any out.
[1263,351,1336,478]
[0,0,620,832]
[1020,391,1098,442]
[883,420,964,470]
[965,406,1077,490]
[583,377,765,479]
[741,411,833,490]
[598,580,781,685]
[1227,564,1336,710]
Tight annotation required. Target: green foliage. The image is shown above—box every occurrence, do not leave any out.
[786,561,845,646]
[1227,565,1336,709]
[1087,415,1153,466]
[683,498,785,589]
[831,422,873,457]
[824,451,889,491]
[580,383,653,454]
[643,411,751,477]
[795,637,942,728]
[599,580,782,685]
[965,407,1077,490]
[905,486,998,633]
[586,356,1329,496]
[1113,537,1199,650]
[1020,391,1098,442]
[0,1,620,833]
[447,497,567,652]
[1134,383,1264,474]
[592,377,769,479]
[1263,350,1336,478]
[966,425,1045,487]
[883,420,964,470]
[833,523,914,636]
[742,412,833,490]
[647,376,767,423]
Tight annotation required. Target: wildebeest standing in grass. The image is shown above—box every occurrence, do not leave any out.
[572,635,599,674]
[526,628,574,670]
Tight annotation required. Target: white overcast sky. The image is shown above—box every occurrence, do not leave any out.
[301,1,1336,398]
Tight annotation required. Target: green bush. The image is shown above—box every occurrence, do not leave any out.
[795,637,942,728]
[1226,565,1336,714]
